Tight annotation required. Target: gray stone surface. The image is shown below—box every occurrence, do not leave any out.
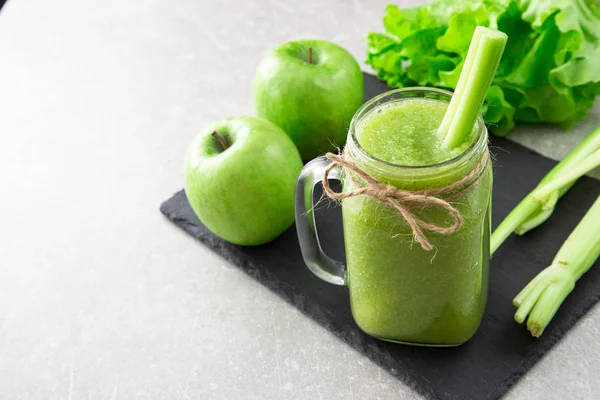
[0,0,598,399]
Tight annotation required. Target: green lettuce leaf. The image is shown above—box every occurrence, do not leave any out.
[366,0,600,135]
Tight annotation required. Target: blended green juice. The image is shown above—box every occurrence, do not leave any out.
[343,98,492,346]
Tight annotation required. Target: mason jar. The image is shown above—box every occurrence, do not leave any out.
[295,88,492,346]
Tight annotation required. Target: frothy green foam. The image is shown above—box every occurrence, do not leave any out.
[356,99,475,166]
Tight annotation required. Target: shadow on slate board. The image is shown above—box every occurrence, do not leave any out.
[161,74,600,400]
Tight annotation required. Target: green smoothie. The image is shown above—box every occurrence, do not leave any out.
[343,98,492,346]
[358,99,471,165]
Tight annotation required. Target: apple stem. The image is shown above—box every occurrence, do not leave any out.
[212,131,229,151]
[308,47,313,64]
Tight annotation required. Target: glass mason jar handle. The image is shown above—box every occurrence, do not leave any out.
[294,157,346,286]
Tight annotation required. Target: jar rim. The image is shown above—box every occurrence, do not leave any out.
[347,87,488,177]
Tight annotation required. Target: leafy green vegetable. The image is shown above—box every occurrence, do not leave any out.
[367,0,600,135]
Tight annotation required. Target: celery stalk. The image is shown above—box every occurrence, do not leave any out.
[491,199,539,254]
[513,191,557,235]
[532,148,600,202]
[441,27,507,149]
[513,195,600,337]
[491,124,600,254]
[437,27,483,137]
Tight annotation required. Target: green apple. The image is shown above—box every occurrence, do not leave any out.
[185,116,303,246]
[253,39,364,160]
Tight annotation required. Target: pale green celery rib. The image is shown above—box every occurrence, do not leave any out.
[438,27,483,138]
[514,276,547,323]
[527,281,573,337]
[440,27,507,149]
[532,148,600,201]
[514,192,557,235]
[514,128,600,234]
[513,195,600,337]
[513,267,551,307]
[491,125,600,254]
[491,198,538,254]
[552,195,600,280]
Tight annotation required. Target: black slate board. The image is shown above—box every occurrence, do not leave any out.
[161,74,600,400]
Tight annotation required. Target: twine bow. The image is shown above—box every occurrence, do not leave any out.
[322,150,489,251]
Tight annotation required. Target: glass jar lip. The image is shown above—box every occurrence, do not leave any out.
[348,87,488,174]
